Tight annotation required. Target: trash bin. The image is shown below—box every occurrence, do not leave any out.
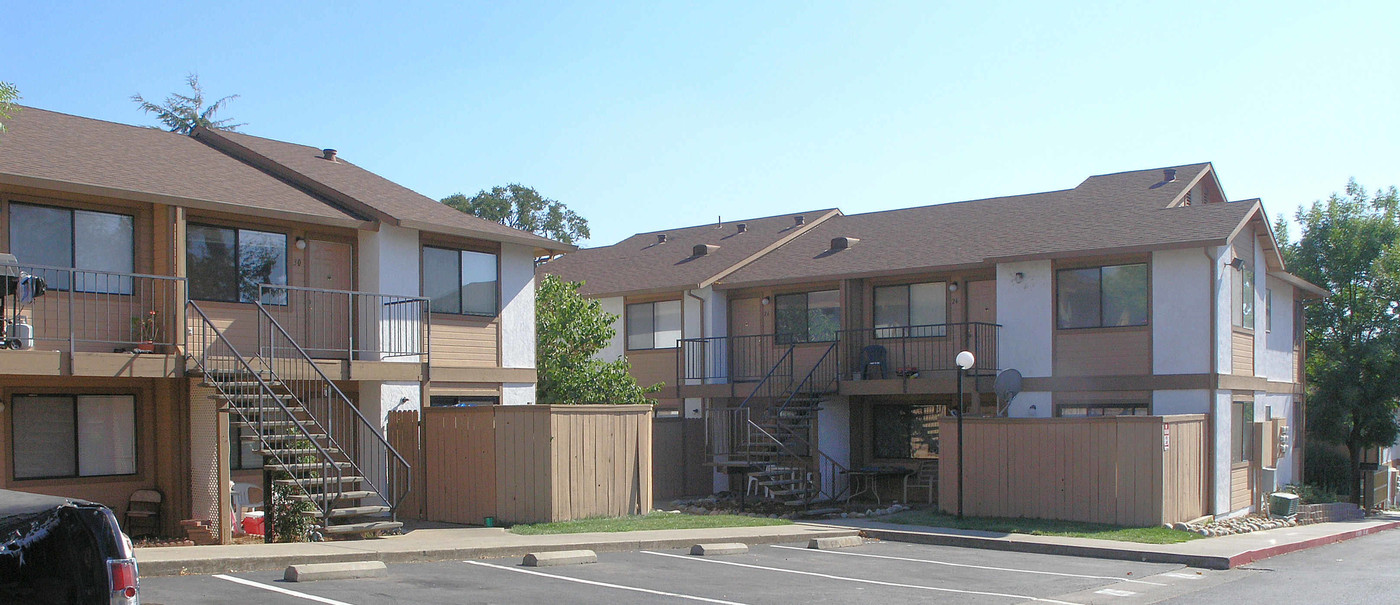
[1270,492,1300,518]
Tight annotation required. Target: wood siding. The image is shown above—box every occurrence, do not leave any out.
[1232,329,1255,376]
[940,415,1208,526]
[628,349,679,394]
[1054,328,1150,376]
[430,314,500,366]
[417,405,652,525]
[1230,464,1253,511]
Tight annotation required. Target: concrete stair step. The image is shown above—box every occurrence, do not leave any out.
[319,521,402,536]
[305,505,391,519]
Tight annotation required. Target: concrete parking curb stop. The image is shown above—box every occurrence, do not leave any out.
[524,550,597,567]
[689,543,748,556]
[808,536,864,550]
[284,561,388,582]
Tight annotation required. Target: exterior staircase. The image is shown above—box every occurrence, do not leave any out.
[187,301,411,540]
[708,342,847,512]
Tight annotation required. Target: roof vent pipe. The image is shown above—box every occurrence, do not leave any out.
[795,215,805,226]
[657,234,667,244]
[737,223,747,233]
[1163,167,1176,182]
[322,148,338,162]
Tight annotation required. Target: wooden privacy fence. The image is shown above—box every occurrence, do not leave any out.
[389,405,653,525]
[940,414,1208,527]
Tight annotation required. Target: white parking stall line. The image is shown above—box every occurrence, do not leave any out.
[641,550,1083,605]
[212,574,355,605]
[770,544,1167,586]
[1095,588,1137,597]
[1162,572,1202,580]
[462,560,750,604]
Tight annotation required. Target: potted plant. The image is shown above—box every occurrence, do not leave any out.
[131,310,160,353]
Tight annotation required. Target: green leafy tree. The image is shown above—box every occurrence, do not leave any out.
[442,184,589,246]
[1277,179,1400,504]
[132,74,243,134]
[0,81,19,132]
[536,274,659,404]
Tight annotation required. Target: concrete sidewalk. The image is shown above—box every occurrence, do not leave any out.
[135,522,860,576]
[818,514,1400,570]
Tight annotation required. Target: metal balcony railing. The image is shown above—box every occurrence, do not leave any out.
[258,284,430,362]
[0,263,186,353]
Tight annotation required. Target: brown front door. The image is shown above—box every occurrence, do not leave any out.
[965,280,997,372]
[729,298,764,381]
[305,240,354,357]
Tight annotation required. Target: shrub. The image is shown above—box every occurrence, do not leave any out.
[1304,444,1353,496]
[1283,482,1342,504]
[270,483,316,542]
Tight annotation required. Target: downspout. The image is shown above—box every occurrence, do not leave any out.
[1205,246,1220,516]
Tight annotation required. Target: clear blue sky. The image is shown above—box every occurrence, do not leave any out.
[5,1,1396,246]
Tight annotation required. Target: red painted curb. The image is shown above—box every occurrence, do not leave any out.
[1227,520,1400,568]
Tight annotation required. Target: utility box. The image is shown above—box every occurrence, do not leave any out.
[1270,492,1300,518]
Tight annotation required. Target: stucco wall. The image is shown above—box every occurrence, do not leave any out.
[1260,392,1296,485]
[1253,229,1268,377]
[597,296,626,362]
[1212,390,1233,513]
[1153,389,1210,415]
[1260,275,1296,381]
[1152,248,1211,375]
[1007,391,1052,418]
[499,243,536,369]
[1212,245,1232,375]
[996,260,1052,378]
[358,224,423,361]
[502,382,535,406]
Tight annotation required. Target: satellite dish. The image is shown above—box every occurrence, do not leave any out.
[993,369,1023,417]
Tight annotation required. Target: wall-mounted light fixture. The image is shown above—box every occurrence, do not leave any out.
[761,296,771,306]
[948,282,959,293]
[1227,257,1245,270]
[295,237,307,250]
[1014,272,1025,283]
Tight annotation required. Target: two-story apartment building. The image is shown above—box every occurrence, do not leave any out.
[544,163,1325,518]
[0,107,569,540]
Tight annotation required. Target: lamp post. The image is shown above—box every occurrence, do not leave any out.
[954,350,975,519]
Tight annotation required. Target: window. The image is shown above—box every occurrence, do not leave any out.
[424,247,498,315]
[229,426,263,471]
[775,290,840,343]
[1232,261,1255,330]
[872,404,941,459]
[429,395,500,407]
[1055,402,1148,417]
[874,282,948,337]
[626,300,682,350]
[1056,263,1148,329]
[187,224,288,304]
[8,203,134,293]
[1232,400,1255,464]
[1265,288,1273,333]
[11,395,136,479]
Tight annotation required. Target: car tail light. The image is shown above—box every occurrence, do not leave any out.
[108,557,139,604]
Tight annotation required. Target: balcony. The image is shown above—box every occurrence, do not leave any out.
[677,322,1000,398]
[0,262,186,376]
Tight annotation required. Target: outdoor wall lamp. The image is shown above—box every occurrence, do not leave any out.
[761,296,770,305]
[1014,272,1024,283]
[295,237,307,250]
[954,350,974,519]
[1228,257,1245,270]
[948,282,958,293]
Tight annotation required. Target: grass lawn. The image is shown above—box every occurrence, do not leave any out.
[877,510,1201,544]
[509,511,793,535]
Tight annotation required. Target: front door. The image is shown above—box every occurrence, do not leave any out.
[966,280,996,372]
[306,240,354,357]
[729,298,764,381]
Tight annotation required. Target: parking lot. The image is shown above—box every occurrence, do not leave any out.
[138,539,1234,605]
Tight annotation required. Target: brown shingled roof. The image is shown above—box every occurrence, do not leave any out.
[195,128,572,252]
[540,209,839,297]
[0,107,364,225]
[719,163,1258,287]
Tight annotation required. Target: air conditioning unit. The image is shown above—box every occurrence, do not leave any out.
[1270,492,1300,518]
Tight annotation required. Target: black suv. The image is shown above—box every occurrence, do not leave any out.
[0,489,139,604]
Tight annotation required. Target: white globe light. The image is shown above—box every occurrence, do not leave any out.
[955,350,975,370]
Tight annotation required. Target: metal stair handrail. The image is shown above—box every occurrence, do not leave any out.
[255,301,412,512]
[186,301,343,519]
[747,418,850,503]
[772,341,839,418]
[735,344,795,409]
